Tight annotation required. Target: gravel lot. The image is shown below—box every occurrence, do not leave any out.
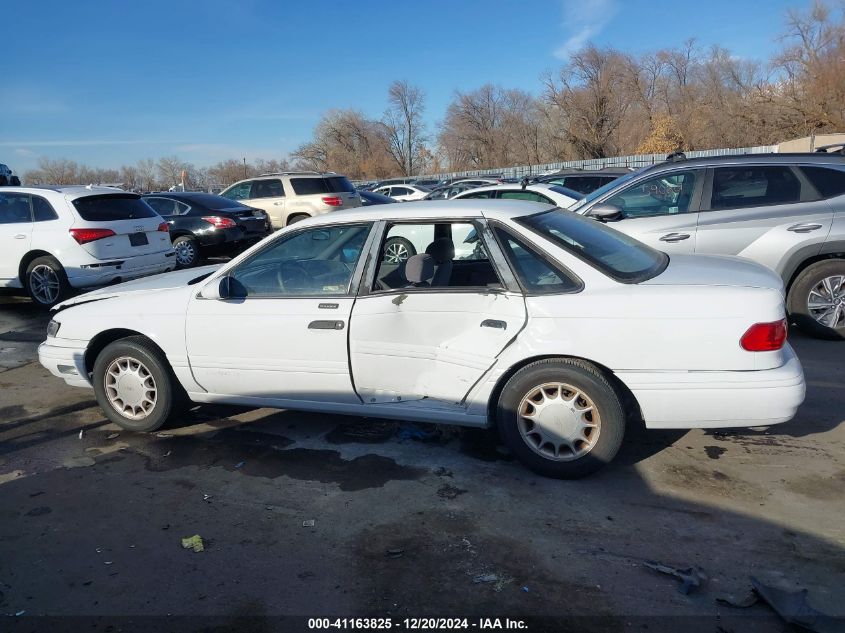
[0,294,843,632]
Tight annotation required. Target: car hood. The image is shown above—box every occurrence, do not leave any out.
[644,254,783,292]
[55,265,220,309]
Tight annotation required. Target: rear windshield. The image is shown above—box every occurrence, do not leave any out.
[569,170,640,211]
[549,185,585,200]
[72,194,158,221]
[517,209,668,283]
[290,176,356,195]
[183,193,252,210]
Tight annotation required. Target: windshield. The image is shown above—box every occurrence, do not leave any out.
[569,170,639,211]
[517,209,668,283]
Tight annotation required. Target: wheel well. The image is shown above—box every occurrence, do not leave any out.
[786,253,845,292]
[84,329,165,375]
[286,213,311,225]
[18,250,56,284]
[486,354,644,427]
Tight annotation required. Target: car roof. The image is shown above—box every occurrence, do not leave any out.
[638,152,845,175]
[457,183,561,194]
[0,185,134,199]
[302,199,553,226]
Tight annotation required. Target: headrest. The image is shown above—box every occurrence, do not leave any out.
[424,237,455,263]
[404,254,435,284]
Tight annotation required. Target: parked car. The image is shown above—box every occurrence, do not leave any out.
[373,184,431,201]
[535,168,631,194]
[570,152,845,340]
[218,171,361,229]
[423,183,476,200]
[41,200,804,478]
[0,186,175,307]
[0,163,21,186]
[453,183,583,207]
[142,192,272,268]
[359,190,397,206]
[411,178,443,188]
[450,178,502,187]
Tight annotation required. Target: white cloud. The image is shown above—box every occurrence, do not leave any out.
[0,140,178,148]
[554,0,619,60]
[14,148,36,157]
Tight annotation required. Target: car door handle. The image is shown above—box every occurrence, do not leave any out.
[308,320,345,330]
[659,233,691,242]
[787,223,823,233]
[481,319,507,330]
[273,201,285,206]
[13,234,26,239]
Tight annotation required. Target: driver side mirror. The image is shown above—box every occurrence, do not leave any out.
[202,276,231,300]
[589,203,624,222]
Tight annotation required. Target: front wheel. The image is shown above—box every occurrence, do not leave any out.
[787,260,845,340]
[92,337,181,432]
[25,256,70,308]
[497,359,625,479]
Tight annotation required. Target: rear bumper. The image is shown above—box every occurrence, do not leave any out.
[38,339,92,388]
[66,250,176,289]
[618,344,806,429]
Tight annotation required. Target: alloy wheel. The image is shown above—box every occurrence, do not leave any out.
[29,265,61,305]
[807,275,845,329]
[517,382,601,461]
[175,240,197,266]
[384,241,410,263]
[104,356,158,420]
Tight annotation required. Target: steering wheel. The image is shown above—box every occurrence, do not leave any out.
[276,261,310,292]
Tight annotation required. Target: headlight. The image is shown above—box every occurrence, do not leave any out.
[47,320,61,338]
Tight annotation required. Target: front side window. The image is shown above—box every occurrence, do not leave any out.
[391,187,411,196]
[604,170,699,218]
[0,193,32,224]
[710,166,800,210]
[800,165,845,199]
[227,223,370,297]
[460,190,494,199]
[221,181,253,201]
[32,196,58,222]
[72,194,157,221]
[518,209,668,283]
[495,227,580,294]
[146,197,189,216]
[251,179,285,199]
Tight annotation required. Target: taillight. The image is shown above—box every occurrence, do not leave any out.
[202,216,236,229]
[158,222,169,232]
[740,319,787,351]
[69,228,116,244]
[322,196,343,207]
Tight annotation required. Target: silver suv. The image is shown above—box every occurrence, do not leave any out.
[570,152,845,340]
[219,171,361,229]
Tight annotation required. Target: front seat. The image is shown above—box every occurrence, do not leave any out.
[404,254,435,287]
[425,237,455,287]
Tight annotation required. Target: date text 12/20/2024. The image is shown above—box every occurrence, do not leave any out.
[308,618,528,630]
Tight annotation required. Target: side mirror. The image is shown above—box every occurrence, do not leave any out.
[202,276,231,300]
[590,203,624,222]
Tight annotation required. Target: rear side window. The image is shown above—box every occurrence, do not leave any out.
[251,179,285,198]
[801,166,845,199]
[72,194,158,221]
[0,193,32,224]
[494,227,580,294]
[32,196,58,221]
[499,190,552,203]
[290,176,354,195]
[710,166,801,210]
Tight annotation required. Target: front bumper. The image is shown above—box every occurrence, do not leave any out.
[617,344,806,429]
[66,250,177,289]
[38,339,92,388]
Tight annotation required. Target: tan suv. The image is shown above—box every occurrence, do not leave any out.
[219,171,361,229]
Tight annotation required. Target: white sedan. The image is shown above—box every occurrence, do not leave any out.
[39,201,805,478]
[372,184,430,202]
[452,182,582,208]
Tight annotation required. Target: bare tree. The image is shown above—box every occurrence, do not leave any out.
[382,81,427,176]
[136,159,158,192]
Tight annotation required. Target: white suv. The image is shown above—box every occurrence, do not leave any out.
[0,186,176,307]
[219,172,361,229]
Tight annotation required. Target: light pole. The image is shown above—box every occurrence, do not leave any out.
[243,158,247,179]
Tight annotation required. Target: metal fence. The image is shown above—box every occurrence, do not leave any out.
[408,145,778,182]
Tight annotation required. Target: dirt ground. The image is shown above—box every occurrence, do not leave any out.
[0,294,843,632]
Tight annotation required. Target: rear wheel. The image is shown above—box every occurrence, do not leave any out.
[787,260,845,340]
[25,256,70,308]
[92,337,182,432]
[287,213,310,226]
[383,237,416,263]
[9,176,20,186]
[497,359,625,478]
[173,235,201,268]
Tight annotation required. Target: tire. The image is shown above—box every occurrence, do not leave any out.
[10,176,20,186]
[286,213,310,226]
[172,235,201,268]
[787,260,845,340]
[92,336,182,432]
[382,236,416,263]
[0,175,7,186]
[25,256,70,308]
[496,358,625,479]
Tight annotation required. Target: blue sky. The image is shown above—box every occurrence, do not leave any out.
[3,0,812,173]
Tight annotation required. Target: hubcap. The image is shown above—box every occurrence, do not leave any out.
[384,241,410,263]
[175,240,196,266]
[807,275,845,329]
[104,356,157,420]
[517,382,601,461]
[29,265,60,304]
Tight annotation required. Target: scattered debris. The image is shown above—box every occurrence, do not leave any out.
[386,548,405,559]
[302,519,315,528]
[107,433,120,440]
[397,424,436,441]
[156,432,173,438]
[235,461,245,469]
[644,560,706,594]
[202,494,212,503]
[716,591,759,608]
[78,430,84,439]
[104,561,113,565]
[15,610,25,616]
[163,450,171,457]
[750,577,844,633]
[181,535,204,553]
[474,573,498,583]
[522,586,530,593]
[473,573,513,592]
[437,484,467,499]
[433,466,453,478]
